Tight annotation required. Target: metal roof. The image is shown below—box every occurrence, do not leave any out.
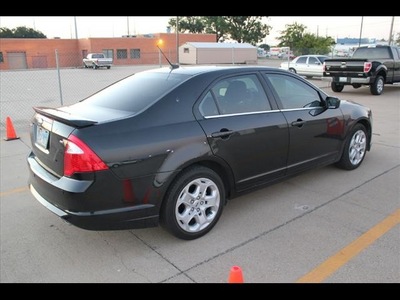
[184,42,256,49]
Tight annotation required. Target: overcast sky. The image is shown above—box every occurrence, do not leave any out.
[0,16,397,45]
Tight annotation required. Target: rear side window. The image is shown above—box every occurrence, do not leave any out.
[81,72,189,113]
[199,74,271,116]
[296,56,307,64]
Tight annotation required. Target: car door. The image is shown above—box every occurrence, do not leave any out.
[306,56,323,77]
[293,56,307,75]
[263,72,344,175]
[195,73,289,192]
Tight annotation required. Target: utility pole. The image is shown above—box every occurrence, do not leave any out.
[74,17,78,39]
[176,16,179,65]
[127,17,130,36]
[358,16,363,47]
[388,16,394,45]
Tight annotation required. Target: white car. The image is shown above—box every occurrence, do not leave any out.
[280,55,329,79]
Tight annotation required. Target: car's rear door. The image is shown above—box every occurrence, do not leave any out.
[195,73,289,192]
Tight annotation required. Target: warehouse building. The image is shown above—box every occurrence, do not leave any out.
[179,42,258,65]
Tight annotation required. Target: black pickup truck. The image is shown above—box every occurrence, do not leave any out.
[323,45,400,95]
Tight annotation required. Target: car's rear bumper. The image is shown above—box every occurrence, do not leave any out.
[27,152,160,231]
[323,76,371,84]
[29,184,159,230]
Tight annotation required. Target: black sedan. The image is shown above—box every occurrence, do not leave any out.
[27,65,373,240]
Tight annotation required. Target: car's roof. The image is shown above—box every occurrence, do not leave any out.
[297,54,329,57]
[144,65,281,76]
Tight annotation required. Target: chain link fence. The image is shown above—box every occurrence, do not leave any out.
[0,51,164,137]
[1,52,278,138]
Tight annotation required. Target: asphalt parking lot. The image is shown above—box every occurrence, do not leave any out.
[1,60,399,283]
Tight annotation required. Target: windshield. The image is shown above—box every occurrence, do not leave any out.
[80,71,190,113]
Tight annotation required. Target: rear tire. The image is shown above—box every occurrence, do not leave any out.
[289,68,296,74]
[370,75,384,95]
[160,166,225,240]
[335,123,368,170]
[331,82,344,92]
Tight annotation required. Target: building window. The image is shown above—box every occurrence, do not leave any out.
[130,49,140,59]
[103,49,113,59]
[184,48,189,53]
[0,52,3,63]
[117,49,128,59]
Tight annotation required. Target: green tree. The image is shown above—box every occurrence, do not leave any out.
[0,27,13,38]
[395,33,400,45]
[258,43,270,51]
[0,26,46,38]
[168,17,206,34]
[277,22,334,55]
[169,16,270,45]
[203,16,230,43]
[224,16,270,45]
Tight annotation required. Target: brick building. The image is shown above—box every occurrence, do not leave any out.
[0,33,216,70]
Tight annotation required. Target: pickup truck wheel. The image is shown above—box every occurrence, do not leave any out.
[331,82,344,93]
[370,75,384,95]
[107,66,111,69]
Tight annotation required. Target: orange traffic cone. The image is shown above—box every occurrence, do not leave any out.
[4,116,19,141]
[228,265,244,283]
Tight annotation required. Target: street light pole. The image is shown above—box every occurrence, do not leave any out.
[176,16,179,65]
[157,39,163,67]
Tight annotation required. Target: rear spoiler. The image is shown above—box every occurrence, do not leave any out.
[33,106,98,128]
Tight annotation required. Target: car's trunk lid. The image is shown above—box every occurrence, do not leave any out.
[30,105,132,177]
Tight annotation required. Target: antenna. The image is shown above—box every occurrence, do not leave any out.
[157,45,179,70]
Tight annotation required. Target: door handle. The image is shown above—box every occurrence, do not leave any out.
[211,130,234,138]
[291,120,305,127]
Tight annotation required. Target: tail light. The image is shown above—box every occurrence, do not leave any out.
[64,134,108,176]
[364,62,372,73]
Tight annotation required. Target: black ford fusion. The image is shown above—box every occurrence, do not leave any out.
[27,65,372,240]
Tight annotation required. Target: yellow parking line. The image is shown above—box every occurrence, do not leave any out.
[296,208,400,283]
[0,186,29,197]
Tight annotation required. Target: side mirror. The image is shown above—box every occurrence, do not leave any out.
[326,96,341,109]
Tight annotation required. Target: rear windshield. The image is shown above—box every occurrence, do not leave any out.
[352,47,392,59]
[80,71,190,113]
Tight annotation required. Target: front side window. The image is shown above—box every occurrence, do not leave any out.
[308,57,318,65]
[266,74,322,109]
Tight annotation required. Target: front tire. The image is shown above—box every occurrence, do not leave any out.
[370,75,384,95]
[336,124,368,170]
[160,166,225,240]
[331,82,344,92]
